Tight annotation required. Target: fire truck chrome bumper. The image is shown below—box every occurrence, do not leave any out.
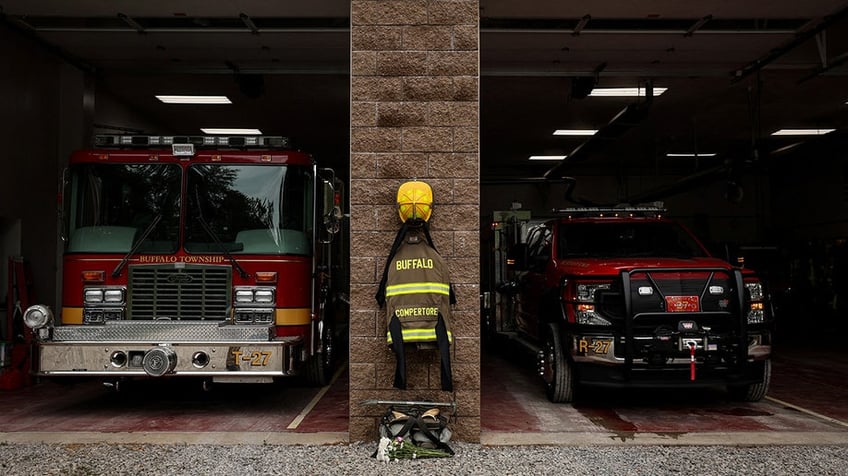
[51,321,274,342]
[35,339,301,377]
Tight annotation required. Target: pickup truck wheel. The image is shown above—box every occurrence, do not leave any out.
[728,359,771,402]
[542,323,574,403]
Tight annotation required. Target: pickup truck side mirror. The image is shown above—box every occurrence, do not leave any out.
[508,243,528,270]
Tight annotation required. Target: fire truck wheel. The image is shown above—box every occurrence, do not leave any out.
[304,323,334,387]
[542,322,574,403]
[728,359,772,402]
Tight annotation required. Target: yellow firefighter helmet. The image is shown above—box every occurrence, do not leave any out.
[397,180,433,223]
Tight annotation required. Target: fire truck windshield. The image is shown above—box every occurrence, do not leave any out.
[66,163,181,253]
[185,164,312,256]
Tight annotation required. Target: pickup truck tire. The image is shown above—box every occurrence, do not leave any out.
[543,322,574,403]
[728,359,771,402]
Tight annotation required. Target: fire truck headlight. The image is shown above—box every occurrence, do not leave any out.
[23,305,53,330]
[84,288,104,303]
[235,289,255,303]
[235,287,276,305]
[254,289,275,304]
[103,288,126,304]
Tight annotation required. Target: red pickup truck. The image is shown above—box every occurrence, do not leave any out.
[487,206,772,403]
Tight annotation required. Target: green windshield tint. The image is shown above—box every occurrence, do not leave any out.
[66,164,181,253]
[184,164,313,255]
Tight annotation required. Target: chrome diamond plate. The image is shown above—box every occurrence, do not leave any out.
[52,321,273,343]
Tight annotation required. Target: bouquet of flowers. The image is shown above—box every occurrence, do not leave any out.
[375,436,452,462]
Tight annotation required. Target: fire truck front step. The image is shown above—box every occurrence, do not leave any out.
[52,321,274,342]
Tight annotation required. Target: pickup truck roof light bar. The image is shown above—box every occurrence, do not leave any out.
[552,206,666,218]
[93,134,291,149]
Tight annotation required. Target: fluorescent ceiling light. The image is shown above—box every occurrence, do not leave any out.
[529,155,567,161]
[667,153,717,157]
[201,128,262,135]
[589,87,667,97]
[771,128,835,136]
[553,129,598,136]
[156,95,232,104]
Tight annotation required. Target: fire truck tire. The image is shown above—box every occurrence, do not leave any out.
[304,323,334,387]
[728,359,772,402]
[543,323,574,403]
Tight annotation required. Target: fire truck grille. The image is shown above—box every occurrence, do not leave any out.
[128,264,231,320]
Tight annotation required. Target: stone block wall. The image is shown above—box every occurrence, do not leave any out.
[349,0,480,442]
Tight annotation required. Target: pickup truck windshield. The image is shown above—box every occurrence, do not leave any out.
[557,221,708,259]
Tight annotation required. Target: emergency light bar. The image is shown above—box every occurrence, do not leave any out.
[93,134,291,149]
[553,204,666,217]
[172,143,195,156]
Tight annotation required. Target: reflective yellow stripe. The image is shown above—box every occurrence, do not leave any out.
[386,282,450,297]
[387,329,453,344]
[275,307,311,326]
[62,307,83,325]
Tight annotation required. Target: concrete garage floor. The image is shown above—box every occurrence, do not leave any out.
[481,345,848,445]
[0,346,846,446]
[0,367,350,445]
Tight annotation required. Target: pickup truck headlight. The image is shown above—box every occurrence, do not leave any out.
[576,304,613,326]
[745,282,766,324]
[568,281,614,326]
[576,283,611,302]
[745,282,764,301]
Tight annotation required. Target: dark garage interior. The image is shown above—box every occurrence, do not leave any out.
[1,0,848,451]
[3,1,848,345]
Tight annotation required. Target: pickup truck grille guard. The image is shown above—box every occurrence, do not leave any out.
[616,267,748,377]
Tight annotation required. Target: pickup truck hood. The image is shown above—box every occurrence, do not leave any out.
[556,256,744,276]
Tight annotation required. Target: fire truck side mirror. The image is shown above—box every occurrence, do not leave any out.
[321,178,342,235]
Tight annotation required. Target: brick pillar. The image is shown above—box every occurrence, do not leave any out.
[349,0,480,442]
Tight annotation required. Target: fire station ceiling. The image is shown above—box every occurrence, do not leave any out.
[3,1,848,183]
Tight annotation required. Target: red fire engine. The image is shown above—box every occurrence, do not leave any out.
[22,134,347,387]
